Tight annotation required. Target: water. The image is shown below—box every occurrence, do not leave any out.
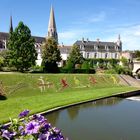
[45,97,140,140]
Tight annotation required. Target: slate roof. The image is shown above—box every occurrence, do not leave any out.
[59,46,72,53]
[75,40,117,47]
[0,32,45,43]
[74,40,119,52]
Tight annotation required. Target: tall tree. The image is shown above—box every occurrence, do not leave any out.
[135,50,140,58]
[67,44,84,68]
[7,21,37,72]
[41,37,61,73]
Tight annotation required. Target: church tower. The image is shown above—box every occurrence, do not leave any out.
[47,6,58,43]
[117,34,122,51]
[9,15,13,33]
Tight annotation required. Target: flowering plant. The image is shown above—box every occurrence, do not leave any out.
[0,110,65,140]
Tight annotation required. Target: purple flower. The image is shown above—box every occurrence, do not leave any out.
[25,121,40,134]
[19,110,29,118]
[40,123,51,134]
[32,114,47,123]
[49,127,64,140]
[2,130,15,140]
[38,133,49,140]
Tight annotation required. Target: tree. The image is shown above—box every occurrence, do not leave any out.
[7,21,37,72]
[120,57,129,67]
[67,44,84,68]
[135,50,140,60]
[41,37,61,73]
[0,50,11,67]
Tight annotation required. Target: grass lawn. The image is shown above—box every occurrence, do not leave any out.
[0,73,139,123]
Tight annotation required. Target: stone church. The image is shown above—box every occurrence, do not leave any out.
[0,6,122,66]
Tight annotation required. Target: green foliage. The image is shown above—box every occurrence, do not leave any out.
[120,57,128,67]
[41,38,61,73]
[0,50,11,67]
[64,60,74,73]
[30,65,43,73]
[86,58,119,69]
[0,56,4,70]
[114,65,132,75]
[67,44,84,68]
[135,50,140,58]
[104,69,117,74]
[7,21,37,72]
[81,61,90,69]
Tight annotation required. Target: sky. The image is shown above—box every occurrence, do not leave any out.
[0,0,140,50]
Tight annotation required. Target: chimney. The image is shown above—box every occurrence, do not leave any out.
[87,38,89,42]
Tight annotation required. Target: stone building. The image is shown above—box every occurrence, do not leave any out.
[0,6,122,66]
[74,36,122,59]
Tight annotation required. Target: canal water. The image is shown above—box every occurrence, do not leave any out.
[45,96,140,140]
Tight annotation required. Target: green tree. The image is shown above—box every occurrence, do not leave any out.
[135,50,140,60]
[7,21,37,72]
[41,38,61,73]
[81,60,90,69]
[67,44,84,68]
[0,50,11,67]
[120,57,129,67]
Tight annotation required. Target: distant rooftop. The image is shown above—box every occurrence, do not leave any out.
[0,32,45,43]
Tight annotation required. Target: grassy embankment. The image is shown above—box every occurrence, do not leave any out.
[0,73,138,123]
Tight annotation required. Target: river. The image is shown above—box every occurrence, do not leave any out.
[45,96,140,140]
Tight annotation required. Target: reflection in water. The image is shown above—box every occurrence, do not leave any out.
[45,110,60,126]
[67,105,80,120]
[44,97,140,140]
[93,97,122,107]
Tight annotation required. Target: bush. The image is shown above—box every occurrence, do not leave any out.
[29,65,43,73]
[81,61,90,69]
[60,68,95,74]
[115,66,132,75]
[59,67,74,73]
[74,69,96,74]
[104,69,117,74]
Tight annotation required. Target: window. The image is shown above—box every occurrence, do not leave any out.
[94,53,97,58]
[105,53,108,58]
[87,53,89,58]
[115,53,117,59]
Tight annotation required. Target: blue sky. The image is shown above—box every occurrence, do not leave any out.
[0,0,140,50]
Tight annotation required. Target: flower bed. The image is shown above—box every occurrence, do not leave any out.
[0,110,65,140]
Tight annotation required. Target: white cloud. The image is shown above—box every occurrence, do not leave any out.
[58,29,92,45]
[58,22,140,50]
[104,24,140,50]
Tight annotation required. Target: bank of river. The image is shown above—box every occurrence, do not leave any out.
[45,96,140,140]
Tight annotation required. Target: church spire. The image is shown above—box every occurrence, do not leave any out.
[117,34,122,48]
[118,34,121,41]
[9,15,13,33]
[47,5,58,43]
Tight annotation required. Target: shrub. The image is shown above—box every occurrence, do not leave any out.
[81,61,90,69]
[29,66,43,73]
[104,69,117,74]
